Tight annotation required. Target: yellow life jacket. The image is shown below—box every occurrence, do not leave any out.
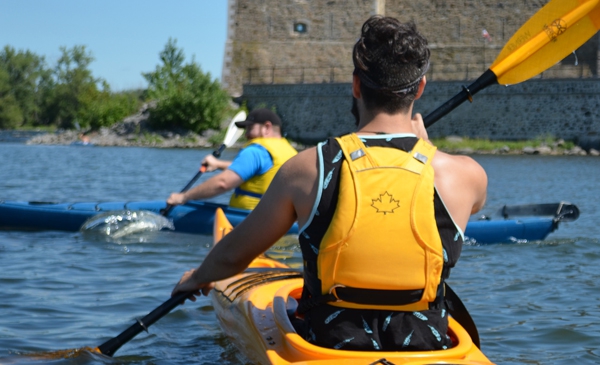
[317,133,444,311]
[229,137,297,210]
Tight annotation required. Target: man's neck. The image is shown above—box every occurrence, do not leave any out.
[356,110,414,135]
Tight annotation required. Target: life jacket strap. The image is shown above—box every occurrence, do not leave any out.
[298,282,446,314]
[233,187,263,199]
[297,293,337,314]
[331,286,424,306]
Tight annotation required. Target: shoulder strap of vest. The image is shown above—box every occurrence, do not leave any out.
[403,138,437,174]
[335,134,375,170]
[335,134,437,174]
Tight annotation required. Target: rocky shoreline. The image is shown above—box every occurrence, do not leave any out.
[24,107,228,149]
[25,127,222,149]
[18,128,598,156]
[438,139,599,156]
[3,108,598,155]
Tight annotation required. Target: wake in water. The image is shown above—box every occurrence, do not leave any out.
[80,210,175,240]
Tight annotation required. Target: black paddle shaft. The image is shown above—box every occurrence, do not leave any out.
[97,291,191,357]
[161,143,228,217]
[424,69,498,128]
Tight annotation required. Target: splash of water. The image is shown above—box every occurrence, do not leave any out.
[80,210,175,239]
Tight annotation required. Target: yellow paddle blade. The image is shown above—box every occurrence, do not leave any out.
[492,0,600,85]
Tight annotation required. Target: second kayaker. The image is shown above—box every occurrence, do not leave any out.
[171,15,488,352]
[166,108,298,210]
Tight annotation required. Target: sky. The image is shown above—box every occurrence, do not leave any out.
[0,0,228,91]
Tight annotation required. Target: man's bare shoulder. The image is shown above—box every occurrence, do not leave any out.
[278,146,318,178]
[433,149,485,175]
[269,147,319,222]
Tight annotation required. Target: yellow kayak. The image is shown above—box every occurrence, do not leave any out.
[211,208,495,365]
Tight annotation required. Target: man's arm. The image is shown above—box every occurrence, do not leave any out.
[412,112,487,230]
[170,147,319,302]
[433,152,487,231]
[202,154,232,172]
[170,155,302,301]
[167,169,244,205]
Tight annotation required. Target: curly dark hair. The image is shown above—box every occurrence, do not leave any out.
[353,16,430,114]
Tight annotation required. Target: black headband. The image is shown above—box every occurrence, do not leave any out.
[354,61,429,96]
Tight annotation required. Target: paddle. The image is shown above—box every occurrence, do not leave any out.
[424,0,600,127]
[161,111,246,217]
[94,291,192,356]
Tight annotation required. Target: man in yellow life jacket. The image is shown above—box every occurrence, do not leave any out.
[167,109,297,210]
[171,16,487,352]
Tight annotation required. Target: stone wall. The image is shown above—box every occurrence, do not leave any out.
[239,79,600,146]
[223,0,599,94]
[226,0,600,147]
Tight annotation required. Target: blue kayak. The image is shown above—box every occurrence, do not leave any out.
[465,202,579,244]
[0,199,578,244]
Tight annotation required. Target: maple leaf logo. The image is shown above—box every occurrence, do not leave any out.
[371,192,400,215]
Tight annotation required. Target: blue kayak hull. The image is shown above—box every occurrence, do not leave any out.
[465,218,556,244]
[0,200,576,244]
[0,200,267,235]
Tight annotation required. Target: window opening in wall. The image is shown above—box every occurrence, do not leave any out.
[294,22,308,34]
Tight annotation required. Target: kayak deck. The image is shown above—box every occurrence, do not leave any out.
[211,208,495,365]
[0,200,577,244]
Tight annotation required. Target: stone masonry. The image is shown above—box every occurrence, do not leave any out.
[241,79,600,147]
[223,0,600,144]
[222,0,599,94]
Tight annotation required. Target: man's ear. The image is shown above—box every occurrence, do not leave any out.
[352,74,361,99]
[262,121,273,134]
[414,76,426,101]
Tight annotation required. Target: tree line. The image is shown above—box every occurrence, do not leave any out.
[0,38,231,134]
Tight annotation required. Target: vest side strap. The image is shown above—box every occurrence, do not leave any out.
[333,287,424,306]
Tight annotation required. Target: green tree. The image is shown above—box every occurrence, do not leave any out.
[0,46,48,128]
[46,45,101,128]
[143,38,231,133]
[79,84,141,130]
[0,67,23,128]
[1,44,140,130]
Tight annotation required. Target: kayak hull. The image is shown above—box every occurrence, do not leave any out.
[211,208,495,365]
[0,200,578,244]
[0,200,280,235]
[465,217,555,244]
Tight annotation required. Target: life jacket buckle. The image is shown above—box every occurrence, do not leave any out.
[413,151,428,164]
[349,148,365,160]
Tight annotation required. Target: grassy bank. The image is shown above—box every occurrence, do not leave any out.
[430,136,577,154]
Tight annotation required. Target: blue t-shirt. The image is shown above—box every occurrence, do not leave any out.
[228,144,273,181]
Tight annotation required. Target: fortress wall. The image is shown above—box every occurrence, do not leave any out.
[239,79,600,145]
[223,0,598,94]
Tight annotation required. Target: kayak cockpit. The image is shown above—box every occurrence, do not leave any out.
[268,280,492,364]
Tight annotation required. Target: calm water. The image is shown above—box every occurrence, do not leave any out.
[1,143,599,365]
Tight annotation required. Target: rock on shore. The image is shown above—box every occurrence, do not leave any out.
[26,106,229,149]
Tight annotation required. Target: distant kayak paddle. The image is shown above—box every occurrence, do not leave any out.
[161,110,245,217]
